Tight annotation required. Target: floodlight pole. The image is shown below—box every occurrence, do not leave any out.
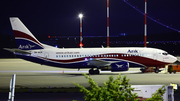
[79,14,83,48]
[107,0,109,48]
[144,0,147,47]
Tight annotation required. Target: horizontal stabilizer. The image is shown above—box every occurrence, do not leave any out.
[3,48,31,55]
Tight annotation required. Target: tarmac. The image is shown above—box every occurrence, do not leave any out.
[0,59,180,88]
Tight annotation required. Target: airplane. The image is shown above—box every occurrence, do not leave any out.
[4,17,177,74]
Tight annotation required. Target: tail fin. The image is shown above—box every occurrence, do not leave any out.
[10,17,44,50]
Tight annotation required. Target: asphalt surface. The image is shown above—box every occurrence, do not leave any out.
[0,59,180,88]
[1,59,180,101]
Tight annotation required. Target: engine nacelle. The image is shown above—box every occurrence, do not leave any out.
[111,62,129,72]
[101,62,129,72]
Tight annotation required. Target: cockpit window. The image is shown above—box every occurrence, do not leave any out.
[162,53,168,55]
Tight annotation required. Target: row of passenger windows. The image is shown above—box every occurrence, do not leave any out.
[56,54,151,58]
[34,51,42,53]
[56,54,119,58]
[123,54,150,57]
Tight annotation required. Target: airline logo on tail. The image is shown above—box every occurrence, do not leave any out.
[18,44,36,49]
[10,18,44,50]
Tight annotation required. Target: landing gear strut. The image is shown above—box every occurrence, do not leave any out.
[89,68,100,74]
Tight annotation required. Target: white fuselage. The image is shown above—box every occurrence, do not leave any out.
[23,47,177,68]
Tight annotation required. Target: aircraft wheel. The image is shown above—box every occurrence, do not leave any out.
[141,69,145,73]
[89,69,94,74]
[94,70,100,74]
[155,69,159,73]
[89,69,100,74]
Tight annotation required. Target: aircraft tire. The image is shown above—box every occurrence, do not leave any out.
[89,69,100,74]
[155,69,159,73]
[141,69,145,73]
[174,70,176,74]
[89,69,94,74]
[95,70,100,74]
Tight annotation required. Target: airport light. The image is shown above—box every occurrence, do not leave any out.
[79,14,83,18]
[79,13,83,48]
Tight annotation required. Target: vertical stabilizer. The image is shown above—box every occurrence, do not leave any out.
[10,17,44,50]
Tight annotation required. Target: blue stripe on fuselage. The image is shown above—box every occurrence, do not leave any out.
[15,54,95,68]
[15,54,143,68]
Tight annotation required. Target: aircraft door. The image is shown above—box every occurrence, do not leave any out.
[153,51,157,60]
[44,52,49,59]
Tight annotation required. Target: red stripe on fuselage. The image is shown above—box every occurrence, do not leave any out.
[38,53,168,67]
[13,30,43,48]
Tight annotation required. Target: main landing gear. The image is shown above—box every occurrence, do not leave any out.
[89,68,100,74]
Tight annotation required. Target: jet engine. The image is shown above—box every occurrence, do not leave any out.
[101,62,129,72]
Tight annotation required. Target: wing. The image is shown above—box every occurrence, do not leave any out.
[87,58,112,67]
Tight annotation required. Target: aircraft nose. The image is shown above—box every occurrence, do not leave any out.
[171,55,177,63]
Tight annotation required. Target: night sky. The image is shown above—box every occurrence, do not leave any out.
[0,0,180,37]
